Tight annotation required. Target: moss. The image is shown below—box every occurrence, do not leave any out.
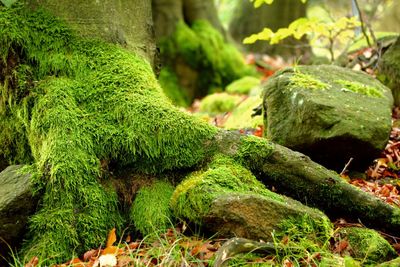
[158,67,190,107]
[0,5,218,263]
[335,79,384,98]
[225,76,260,95]
[276,214,333,246]
[171,154,284,225]
[199,92,241,114]
[130,180,175,235]
[234,135,274,170]
[335,227,397,264]
[224,96,263,130]
[160,20,254,99]
[288,70,330,91]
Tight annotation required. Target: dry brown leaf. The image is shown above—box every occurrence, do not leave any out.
[24,257,39,267]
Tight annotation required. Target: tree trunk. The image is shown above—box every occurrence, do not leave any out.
[229,0,310,60]
[152,0,252,104]
[27,0,156,67]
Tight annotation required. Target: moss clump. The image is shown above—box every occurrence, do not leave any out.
[160,20,254,100]
[158,67,190,107]
[171,155,284,225]
[224,96,263,130]
[336,79,384,98]
[335,227,397,264]
[225,76,260,95]
[288,70,330,91]
[130,180,175,235]
[199,92,241,114]
[0,5,218,263]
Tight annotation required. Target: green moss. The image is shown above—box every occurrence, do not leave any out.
[158,67,190,107]
[224,96,263,130]
[336,227,397,264]
[160,20,254,98]
[0,5,218,263]
[199,92,241,114]
[130,180,175,235]
[289,70,330,91]
[234,135,274,170]
[276,214,333,246]
[225,76,260,95]
[336,79,384,98]
[171,154,283,225]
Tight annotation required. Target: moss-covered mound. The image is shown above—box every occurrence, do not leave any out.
[171,154,332,242]
[199,92,241,115]
[225,76,261,95]
[263,65,393,171]
[224,96,263,130]
[335,227,397,264]
[159,20,254,102]
[0,4,217,263]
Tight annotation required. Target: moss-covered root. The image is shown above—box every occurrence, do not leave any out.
[130,180,175,235]
[0,6,217,264]
[225,133,400,235]
[170,155,331,242]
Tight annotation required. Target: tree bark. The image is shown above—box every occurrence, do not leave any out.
[27,0,156,67]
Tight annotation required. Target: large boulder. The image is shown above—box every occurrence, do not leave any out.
[379,37,400,106]
[0,165,37,260]
[263,65,393,171]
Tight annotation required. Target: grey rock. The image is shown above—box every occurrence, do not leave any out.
[263,65,393,171]
[0,165,37,259]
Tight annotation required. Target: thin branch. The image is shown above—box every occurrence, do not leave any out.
[353,0,372,47]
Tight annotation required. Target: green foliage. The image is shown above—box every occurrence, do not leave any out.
[234,135,274,170]
[0,4,217,263]
[130,180,175,236]
[249,0,306,8]
[171,155,283,225]
[199,93,241,114]
[160,20,254,98]
[244,16,361,61]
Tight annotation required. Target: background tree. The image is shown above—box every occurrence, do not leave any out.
[152,0,254,105]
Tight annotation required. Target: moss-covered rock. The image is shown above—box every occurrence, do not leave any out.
[171,154,332,242]
[263,65,393,171]
[199,92,241,114]
[224,96,263,130]
[160,20,254,101]
[335,227,397,264]
[225,76,261,95]
[379,37,400,106]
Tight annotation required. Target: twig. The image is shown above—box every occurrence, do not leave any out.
[353,0,372,47]
[340,157,353,176]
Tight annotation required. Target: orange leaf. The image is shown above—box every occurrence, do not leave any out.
[24,257,38,267]
[106,228,117,248]
[83,249,100,262]
[102,246,119,255]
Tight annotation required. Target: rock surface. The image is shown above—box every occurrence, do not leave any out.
[263,65,393,171]
[0,165,37,258]
[379,37,400,106]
